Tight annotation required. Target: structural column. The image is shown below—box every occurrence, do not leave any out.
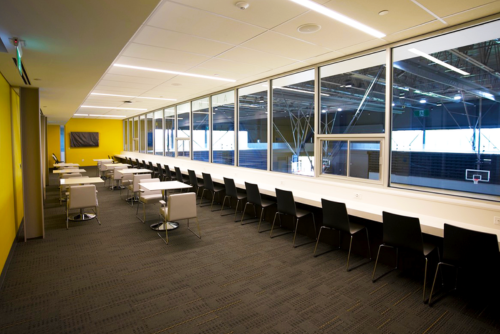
[20,87,44,240]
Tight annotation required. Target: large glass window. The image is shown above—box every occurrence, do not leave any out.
[212,91,235,165]
[177,103,190,158]
[123,120,128,151]
[164,107,175,157]
[192,97,210,162]
[391,21,500,197]
[147,112,154,154]
[128,118,133,151]
[320,52,386,134]
[154,110,163,156]
[272,70,315,176]
[238,83,268,170]
[139,115,146,153]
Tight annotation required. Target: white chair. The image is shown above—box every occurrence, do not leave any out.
[98,159,113,178]
[59,174,85,204]
[136,178,163,223]
[111,165,130,191]
[66,184,100,229]
[159,193,201,245]
[126,173,151,205]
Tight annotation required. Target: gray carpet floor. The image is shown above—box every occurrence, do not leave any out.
[0,168,499,333]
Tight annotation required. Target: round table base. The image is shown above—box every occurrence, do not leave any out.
[69,213,96,221]
[150,221,179,231]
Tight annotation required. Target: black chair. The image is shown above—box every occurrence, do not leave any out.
[164,165,175,181]
[220,177,246,221]
[429,224,500,305]
[314,199,371,271]
[200,173,224,211]
[135,159,142,169]
[175,167,189,184]
[372,211,439,302]
[156,163,164,181]
[270,188,317,248]
[128,157,137,168]
[142,160,149,170]
[188,170,204,198]
[148,161,157,178]
[52,153,64,164]
[241,182,275,229]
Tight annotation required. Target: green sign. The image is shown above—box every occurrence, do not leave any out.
[16,46,22,76]
[414,109,429,117]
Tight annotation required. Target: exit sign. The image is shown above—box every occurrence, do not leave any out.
[414,109,429,117]
[16,46,22,76]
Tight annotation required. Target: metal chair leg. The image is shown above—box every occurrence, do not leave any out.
[372,244,398,282]
[429,262,442,305]
[234,200,240,222]
[313,227,324,256]
[187,217,202,239]
[199,189,207,206]
[220,196,228,214]
[270,212,278,238]
[346,235,354,271]
[423,257,428,302]
[240,202,248,223]
[292,218,299,248]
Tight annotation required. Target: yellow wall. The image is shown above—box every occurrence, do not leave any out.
[47,125,61,168]
[65,118,123,166]
[11,89,23,230]
[0,74,19,274]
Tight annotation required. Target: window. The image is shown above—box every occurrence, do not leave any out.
[177,103,190,158]
[123,120,128,151]
[146,112,154,154]
[391,21,500,197]
[164,107,175,157]
[320,52,386,134]
[154,110,163,156]
[127,118,133,151]
[238,83,268,170]
[133,117,139,152]
[212,91,235,165]
[139,115,146,153]
[272,69,315,176]
[321,140,381,180]
[192,97,210,162]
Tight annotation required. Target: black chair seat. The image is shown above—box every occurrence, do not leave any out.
[423,242,436,257]
[213,185,224,192]
[261,198,275,208]
[349,222,366,235]
[296,207,312,219]
[235,192,246,200]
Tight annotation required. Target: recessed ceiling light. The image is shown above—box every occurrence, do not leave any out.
[91,93,176,101]
[378,10,389,16]
[297,23,321,34]
[289,0,386,38]
[235,1,250,10]
[408,48,470,75]
[114,64,236,82]
[80,105,147,110]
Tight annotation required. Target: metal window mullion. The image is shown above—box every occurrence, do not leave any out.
[209,97,212,163]
[314,66,320,178]
[346,139,351,178]
[384,47,393,188]
[267,79,271,171]
[234,89,238,167]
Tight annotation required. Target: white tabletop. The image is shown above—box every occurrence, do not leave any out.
[103,163,131,167]
[60,177,104,185]
[54,163,79,167]
[53,169,86,174]
[117,168,152,175]
[139,181,192,191]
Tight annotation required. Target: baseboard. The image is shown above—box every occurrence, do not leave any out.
[0,219,24,291]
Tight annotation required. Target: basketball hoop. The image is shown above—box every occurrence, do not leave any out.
[473,177,479,185]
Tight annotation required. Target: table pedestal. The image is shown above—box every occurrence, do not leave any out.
[69,209,96,221]
[150,221,179,231]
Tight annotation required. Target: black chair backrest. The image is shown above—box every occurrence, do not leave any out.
[164,165,173,180]
[245,182,261,206]
[443,224,499,267]
[52,153,59,163]
[382,211,423,252]
[108,155,111,159]
[148,161,154,171]
[321,199,350,233]
[156,163,164,178]
[175,167,184,181]
[275,188,296,216]
[224,178,237,198]
[188,170,198,188]
[202,173,214,192]
[135,159,141,168]
[142,160,147,169]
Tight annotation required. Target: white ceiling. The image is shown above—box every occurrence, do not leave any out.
[1,0,500,123]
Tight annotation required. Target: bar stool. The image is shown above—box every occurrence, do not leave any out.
[271,188,317,248]
[241,182,275,230]
[372,211,439,303]
[221,177,246,221]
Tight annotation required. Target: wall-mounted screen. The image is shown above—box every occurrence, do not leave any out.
[70,132,99,147]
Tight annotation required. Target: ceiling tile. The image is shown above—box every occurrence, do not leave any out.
[114,55,193,72]
[93,84,151,95]
[98,79,157,90]
[193,58,271,77]
[443,2,500,26]
[241,31,331,60]
[218,47,299,68]
[147,1,266,44]
[122,43,211,66]
[101,73,165,85]
[415,0,495,17]
[168,0,330,29]
[133,25,234,57]
[383,20,444,43]
[107,65,178,81]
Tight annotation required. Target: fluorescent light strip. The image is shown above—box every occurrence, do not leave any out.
[80,105,147,111]
[409,48,470,75]
[289,0,386,38]
[91,93,176,101]
[114,64,236,82]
